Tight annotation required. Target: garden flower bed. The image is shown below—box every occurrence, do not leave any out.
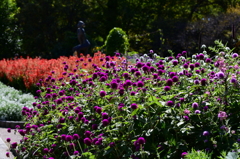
[4,41,240,158]
[0,52,123,94]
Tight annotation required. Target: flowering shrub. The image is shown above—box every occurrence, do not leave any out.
[0,81,35,121]
[6,42,240,158]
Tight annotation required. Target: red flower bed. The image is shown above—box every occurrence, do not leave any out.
[0,52,125,89]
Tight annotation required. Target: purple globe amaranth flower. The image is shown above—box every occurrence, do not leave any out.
[152,73,158,79]
[183,63,188,68]
[84,131,92,138]
[192,102,199,109]
[137,81,144,87]
[92,124,98,130]
[125,80,132,86]
[73,134,80,140]
[194,79,200,85]
[109,142,115,147]
[182,51,187,55]
[102,119,110,126]
[118,88,124,96]
[84,138,92,146]
[99,90,106,97]
[73,151,79,155]
[137,137,146,144]
[99,76,107,82]
[200,78,207,86]
[183,116,189,121]
[172,60,178,66]
[96,107,102,114]
[166,79,173,86]
[102,112,109,119]
[66,135,73,141]
[181,152,188,158]
[6,152,10,157]
[135,71,142,77]
[230,78,237,84]
[142,65,149,72]
[189,64,195,70]
[166,101,174,106]
[136,62,143,68]
[130,91,136,96]
[164,86,171,91]
[43,148,49,154]
[172,76,179,82]
[232,53,239,58]
[11,142,18,149]
[205,58,212,63]
[131,103,138,109]
[179,98,185,103]
[115,52,120,56]
[218,111,228,120]
[110,81,118,89]
[6,138,11,142]
[194,62,200,67]
[195,110,201,114]
[216,72,225,79]
[198,53,204,59]
[203,131,210,136]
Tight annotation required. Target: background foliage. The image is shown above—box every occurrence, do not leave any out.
[1,0,240,59]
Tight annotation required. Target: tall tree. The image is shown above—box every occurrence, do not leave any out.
[0,0,20,59]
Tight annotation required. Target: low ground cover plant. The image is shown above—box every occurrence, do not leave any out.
[0,81,35,121]
[6,41,240,158]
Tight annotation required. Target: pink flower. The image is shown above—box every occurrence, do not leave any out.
[218,111,228,120]
[184,109,190,114]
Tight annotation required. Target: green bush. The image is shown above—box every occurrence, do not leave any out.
[103,27,129,56]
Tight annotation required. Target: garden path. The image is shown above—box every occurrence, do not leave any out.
[0,127,21,159]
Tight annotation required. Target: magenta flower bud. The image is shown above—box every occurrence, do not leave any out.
[101,112,108,119]
[84,131,92,138]
[6,152,10,157]
[172,76,179,82]
[166,101,174,106]
[66,135,73,141]
[166,79,173,86]
[203,131,210,136]
[192,102,199,109]
[11,142,18,149]
[84,138,92,146]
[95,107,102,114]
[137,137,146,144]
[6,138,11,142]
[232,53,238,58]
[181,152,188,158]
[7,128,11,133]
[130,103,138,109]
[102,119,109,126]
[73,134,80,140]
[218,111,228,120]
[43,148,49,154]
[109,142,115,147]
[99,90,106,97]
[92,124,98,130]
[183,116,189,121]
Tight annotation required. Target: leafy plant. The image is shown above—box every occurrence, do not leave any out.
[103,27,130,56]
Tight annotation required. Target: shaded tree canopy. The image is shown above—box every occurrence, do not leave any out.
[1,0,240,59]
